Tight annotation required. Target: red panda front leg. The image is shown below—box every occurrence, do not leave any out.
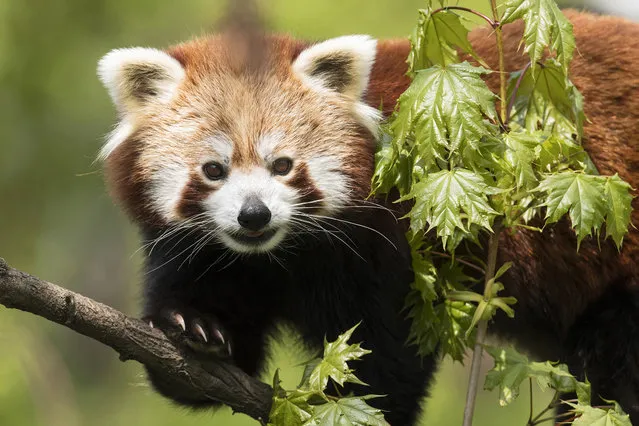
[143,301,271,408]
[143,306,232,408]
[140,237,273,408]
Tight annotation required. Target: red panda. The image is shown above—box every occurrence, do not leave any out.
[97,10,639,425]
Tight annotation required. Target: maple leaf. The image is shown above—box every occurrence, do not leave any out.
[307,324,371,392]
[390,62,497,167]
[304,396,389,426]
[501,0,575,73]
[409,9,483,71]
[404,168,500,251]
[507,59,585,142]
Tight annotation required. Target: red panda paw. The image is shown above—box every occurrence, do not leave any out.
[145,308,232,360]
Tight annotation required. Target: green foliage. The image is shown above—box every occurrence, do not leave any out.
[402,168,501,250]
[268,325,389,426]
[501,0,575,73]
[307,325,371,392]
[507,59,586,143]
[484,346,632,425]
[371,0,634,424]
[408,9,482,71]
[536,172,633,248]
[484,346,578,406]
[309,397,388,426]
[404,237,479,362]
[569,403,632,426]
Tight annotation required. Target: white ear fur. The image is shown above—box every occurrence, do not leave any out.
[293,35,377,99]
[98,47,185,115]
[292,35,381,136]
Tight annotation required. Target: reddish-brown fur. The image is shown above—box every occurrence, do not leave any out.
[106,34,377,226]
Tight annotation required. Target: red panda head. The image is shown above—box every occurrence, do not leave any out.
[98,34,381,253]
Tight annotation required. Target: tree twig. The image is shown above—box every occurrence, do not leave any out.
[431,6,497,28]
[462,221,502,426]
[0,257,273,423]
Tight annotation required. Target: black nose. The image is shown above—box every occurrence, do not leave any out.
[237,197,272,231]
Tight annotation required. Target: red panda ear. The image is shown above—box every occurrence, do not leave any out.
[292,35,377,101]
[97,47,185,115]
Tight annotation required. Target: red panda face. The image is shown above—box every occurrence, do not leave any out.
[98,34,380,253]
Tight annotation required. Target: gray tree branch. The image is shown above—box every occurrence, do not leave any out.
[0,257,273,423]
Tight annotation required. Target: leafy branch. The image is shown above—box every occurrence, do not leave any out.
[372,0,634,424]
[268,324,389,426]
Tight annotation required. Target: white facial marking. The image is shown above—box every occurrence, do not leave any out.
[306,155,350,213]
[205,133,234,163]
[204,168,297,253]
[257,131,286,160]
[149,158,190,222]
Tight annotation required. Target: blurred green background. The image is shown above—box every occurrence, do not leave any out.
[0,1,628,425]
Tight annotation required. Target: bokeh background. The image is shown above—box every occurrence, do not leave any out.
[0,1,634,425]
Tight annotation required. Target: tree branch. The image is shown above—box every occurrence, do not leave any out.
[0,257,273,423]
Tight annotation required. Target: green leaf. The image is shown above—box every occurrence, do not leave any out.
[307,324,371,393]
[535,172,633,248]
[405,287,439,357]
[536,133,596,174]
[494,262,513,280]
[391,62,497,168]
[570,404,632,426]
[406,269,476,361]
[435,299,475,362]
[604,174,633,249]
[269,371,313,426]
[371,126,422,197]
[404,243,439,357]
[484,346,579,406]
[501,0,575,73]
[507,60,585,142]
[502,130,543,190]
[535,172,607,247]
[404,168,500,251]
[575,378,592,405]
[409,9,484,71]
[305,396,389,426]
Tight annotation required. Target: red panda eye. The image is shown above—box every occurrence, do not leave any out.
[203,162,225,180]
[272,158,293,176]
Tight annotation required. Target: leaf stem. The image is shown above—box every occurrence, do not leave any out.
[528,378,534,425]
[491,0,508,125]
[505,61,532,124]
[529,391,560,425]
[431,6,498,28]
[429,251,486,274]
[462,220,502,426]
